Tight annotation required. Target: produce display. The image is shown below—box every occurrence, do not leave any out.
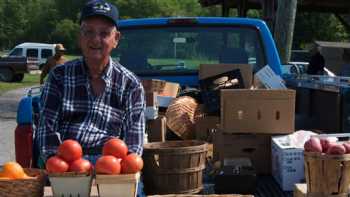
[96,137,143,175]
[45,138,143,175]
[46,139,92,174]
[0,161,34,180]
[304,137,350,154]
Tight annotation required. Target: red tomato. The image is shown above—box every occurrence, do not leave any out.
[102,138,128,159]
[46,156,69,173]
[57,139,83,162]
[96,155,121,175]
[121,153,144,174]
[69,158,92,173]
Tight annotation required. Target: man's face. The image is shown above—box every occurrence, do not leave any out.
[79,16,120,62]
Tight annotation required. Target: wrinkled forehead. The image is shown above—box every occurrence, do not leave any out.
[81,15,117,30]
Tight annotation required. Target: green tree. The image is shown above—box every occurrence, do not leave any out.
[0,0,28,48]
[294,12,349,49]
[51,19,80,52]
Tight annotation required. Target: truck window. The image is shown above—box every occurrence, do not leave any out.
[27,48,39,58]
[8,48,23,56]
[41,49,53,59]
[114,26,266,75]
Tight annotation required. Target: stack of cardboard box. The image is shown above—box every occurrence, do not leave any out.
[196,64,296,176]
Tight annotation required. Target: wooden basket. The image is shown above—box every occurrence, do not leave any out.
[165,96,199,139]
[48,172,92,197]
[0,168,46,197]
[96,172,140,197]
[304,152,350,197]
[143,140,208,195]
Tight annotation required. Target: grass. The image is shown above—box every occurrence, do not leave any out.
[0,73,40,95]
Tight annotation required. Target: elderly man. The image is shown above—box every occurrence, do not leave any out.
[36,0,145,173]
[40,43,67,84]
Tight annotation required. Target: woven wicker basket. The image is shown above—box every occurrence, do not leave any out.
[0,168,46,197]
[165,96,199,139]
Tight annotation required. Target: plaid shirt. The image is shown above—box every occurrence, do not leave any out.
[36,57,145,161]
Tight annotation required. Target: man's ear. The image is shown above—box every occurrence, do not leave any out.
[114,31,121,48]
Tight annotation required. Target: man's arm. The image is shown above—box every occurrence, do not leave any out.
[36,69,63,161]
[123,84,145,155]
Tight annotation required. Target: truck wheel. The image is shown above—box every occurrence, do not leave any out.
[0,68,14,82]
[12,74,24,82]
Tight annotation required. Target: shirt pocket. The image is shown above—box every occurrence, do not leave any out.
[106,107,125,136]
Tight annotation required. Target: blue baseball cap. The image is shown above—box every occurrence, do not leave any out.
[80,0,119,27]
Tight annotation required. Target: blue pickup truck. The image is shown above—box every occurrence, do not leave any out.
[16,17,293,196]
[114,17,284,87]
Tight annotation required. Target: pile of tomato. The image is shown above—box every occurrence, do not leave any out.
[46,139,92,173]
[46,138,143,175]
[97,138,143,174]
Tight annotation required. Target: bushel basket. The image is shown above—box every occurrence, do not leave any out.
[143,140,208,195]
[304,152,350,197]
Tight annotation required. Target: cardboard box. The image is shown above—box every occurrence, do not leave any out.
[214,132,272,175]
[199,64,253,88]
[145,92,157,107]
[195,116,219,142]
[254,65,287,89]
[147,115,166,142]
[142,79,180,98]
[220,89,296,134]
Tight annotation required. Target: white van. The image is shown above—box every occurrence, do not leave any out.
[7,42,56,65]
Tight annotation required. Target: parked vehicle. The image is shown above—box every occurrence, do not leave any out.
[0,56,38,82]
[113,17,283,87]
[7,42,56,65]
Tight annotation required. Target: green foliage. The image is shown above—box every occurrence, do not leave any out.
[0,0,348,52]
[294,12,349,49]
[51,19,80,52]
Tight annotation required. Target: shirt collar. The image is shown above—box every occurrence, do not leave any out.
[81,56,113,81]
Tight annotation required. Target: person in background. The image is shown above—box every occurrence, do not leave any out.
[306,45,325,75]
[40,43,67,84]
[36,0,145,195]
[340,49,350,76]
